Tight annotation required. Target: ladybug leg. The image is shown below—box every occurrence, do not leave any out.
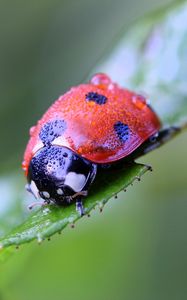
[72,191,88,198]
[71,191,88,216]
[76,198,85,216]
[28,199,50,210]
[133,126,180,159]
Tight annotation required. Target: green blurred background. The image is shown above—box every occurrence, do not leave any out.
[0,0,187,299]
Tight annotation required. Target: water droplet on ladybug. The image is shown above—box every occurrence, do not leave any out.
[29,126,36,136]
[108,82,118,92]
[22,160,26,171]
[132,94,147,110]
[90,73,111,86]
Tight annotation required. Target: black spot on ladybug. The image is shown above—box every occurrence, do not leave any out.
[114,121,129,143]
[86,92,107,105]
[39,119,66,145]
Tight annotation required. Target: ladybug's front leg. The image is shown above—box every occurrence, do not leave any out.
[28,199,51,210]
[72,191,88,216]
[76,198,85,216]
[133,126,180,159]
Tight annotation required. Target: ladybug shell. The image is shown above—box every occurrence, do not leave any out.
[22,74,161,174]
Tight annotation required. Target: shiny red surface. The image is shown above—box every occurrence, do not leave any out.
[23,74,161,174]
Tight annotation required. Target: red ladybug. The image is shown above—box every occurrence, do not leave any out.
[23,73,161,215]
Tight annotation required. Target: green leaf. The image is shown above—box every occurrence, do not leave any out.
[0,0,187,257]
[0,163,148,250]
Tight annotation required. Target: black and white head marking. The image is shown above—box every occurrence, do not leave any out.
[27,146,97,205]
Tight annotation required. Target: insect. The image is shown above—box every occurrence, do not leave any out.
[22,73,175,215]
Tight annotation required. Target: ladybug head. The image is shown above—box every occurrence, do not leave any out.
[26,146,97,204]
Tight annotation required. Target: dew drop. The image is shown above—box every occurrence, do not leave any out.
[37,235,43,244]
[108,83,118,91]
[132,94,147,110]
[22,160,26,170]
[90,73,111,86]
[29,126,36,136]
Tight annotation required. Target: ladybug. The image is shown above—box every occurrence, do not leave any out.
[23,73,163,215]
